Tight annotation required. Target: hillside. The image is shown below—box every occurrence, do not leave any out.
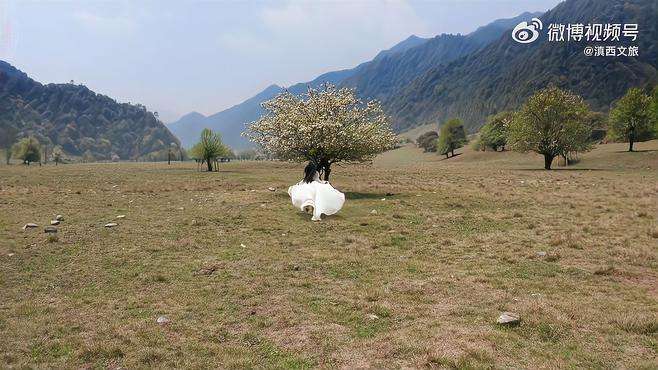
[341,12,542,105]
[0,61,180,160]
[388,0,658,132]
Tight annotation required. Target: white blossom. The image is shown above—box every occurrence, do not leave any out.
[245,84,396,169]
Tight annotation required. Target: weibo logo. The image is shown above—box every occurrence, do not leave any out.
[512,18,543,43]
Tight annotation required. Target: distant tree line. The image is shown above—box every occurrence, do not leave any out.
[416,85,658,169]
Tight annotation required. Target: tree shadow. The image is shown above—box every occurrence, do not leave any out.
[613,149,658,153]
[439,153,463,161]
[293,211,345,222]
[345,192,393,199]
[515,168,607,171]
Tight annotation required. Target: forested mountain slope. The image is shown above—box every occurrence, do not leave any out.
[0,61,180,160]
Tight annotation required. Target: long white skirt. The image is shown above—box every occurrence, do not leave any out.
[288,180,345,221]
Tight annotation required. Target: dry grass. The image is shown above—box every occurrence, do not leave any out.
[0,140,657,368]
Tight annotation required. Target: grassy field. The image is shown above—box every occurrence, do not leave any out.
[1,141,657,368]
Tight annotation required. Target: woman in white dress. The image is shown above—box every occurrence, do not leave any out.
[288,162,345,221]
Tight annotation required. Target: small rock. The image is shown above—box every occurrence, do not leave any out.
[292,265,300,271]
[240,243,246,248]
[50,220,60,225]
[55,215,64,221]
[497,312,520,326]
[156,315,170,324]
[104,222,118,228]
[44,226,58,234]
[381,198,386,201]
[366,314,380,320]
[536,251,547,257]
[7,253,15,257]
[267,187,276,192]
[22,223,38,230]
[370,209,378,215]
[116,215,126,219]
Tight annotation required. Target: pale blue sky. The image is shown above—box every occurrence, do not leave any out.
[1,0,561,122]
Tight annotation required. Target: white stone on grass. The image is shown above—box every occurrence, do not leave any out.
[497,312,520,325]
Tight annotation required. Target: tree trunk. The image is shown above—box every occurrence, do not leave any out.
[544,154,554,170]
[451,149,455,157]
[206,157,213,172]
[5,149,9,165]
[629,139,634,152]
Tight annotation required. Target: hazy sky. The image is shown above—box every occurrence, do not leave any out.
[1,0,561,122]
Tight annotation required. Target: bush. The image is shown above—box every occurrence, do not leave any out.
[12,137,41,165]
[477,111,512,151]
[416,131,438,152]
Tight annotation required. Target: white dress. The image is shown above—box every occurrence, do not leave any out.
[288,172,345,221]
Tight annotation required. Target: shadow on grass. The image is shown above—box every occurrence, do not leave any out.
[613,149,658,153]
[293,211,345,222]
[345,192,393,199]
[515,167,607,171]
[439,153,463,161]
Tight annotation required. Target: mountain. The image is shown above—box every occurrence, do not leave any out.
[340,12,542,104]
[168,62,372,150]
[168,84,284,150]
[387,0,658,132]
[0,60,180,160]
[371,35,429,61]
[168,34,433,150]
[170,12,536,149]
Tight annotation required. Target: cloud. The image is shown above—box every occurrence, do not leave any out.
[219,0,430,61]
[72,9,136,34]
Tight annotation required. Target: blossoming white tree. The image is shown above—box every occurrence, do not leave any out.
[245,84,397,181]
